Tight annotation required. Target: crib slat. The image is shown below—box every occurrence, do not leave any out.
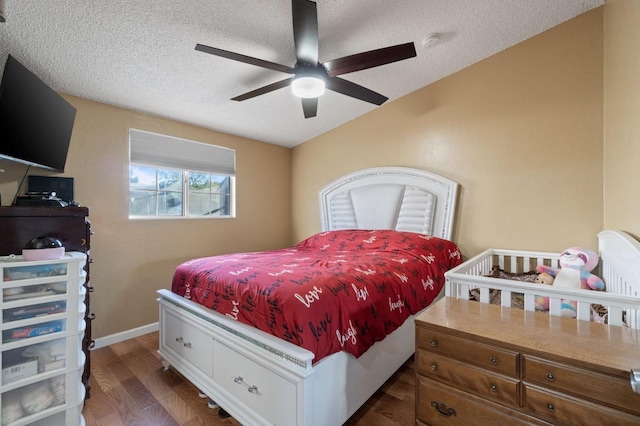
[608,306,624,327]
[479,287,490,304]
[523,294,536,312]
[549,298,562,316]
[501,290,512,308]
[576,302,590,322]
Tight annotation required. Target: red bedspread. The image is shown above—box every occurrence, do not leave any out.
[171,229,461,363]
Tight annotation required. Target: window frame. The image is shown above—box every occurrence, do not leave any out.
[128,129,236,220]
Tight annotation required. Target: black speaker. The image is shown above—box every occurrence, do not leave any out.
[27,176,74,203]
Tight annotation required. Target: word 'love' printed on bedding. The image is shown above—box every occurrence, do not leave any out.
[170,229,463,363]
[294,285,323,308]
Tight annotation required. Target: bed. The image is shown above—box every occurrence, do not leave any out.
[156,166,460,425]
[445,230,640,329]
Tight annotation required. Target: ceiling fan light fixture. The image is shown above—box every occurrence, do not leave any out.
[291,75,325,98]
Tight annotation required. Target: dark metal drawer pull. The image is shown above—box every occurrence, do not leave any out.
[431,401,456,417]
[490,384,498,392]
[489,356,498,365]
[546,372,555,382]
[430,339,438,347]
[546,403,555,412]
[430,363,438,371]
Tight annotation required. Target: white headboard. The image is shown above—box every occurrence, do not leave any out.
[319,167,458,240]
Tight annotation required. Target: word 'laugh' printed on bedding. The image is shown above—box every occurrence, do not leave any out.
[171,229,462,363]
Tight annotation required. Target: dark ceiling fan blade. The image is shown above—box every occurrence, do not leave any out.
[292,0,319,65]
[195,44,294,74]
[231,78,293,101]
[326,76,388,105]
[301,97,317,118]
[322,42,417,76]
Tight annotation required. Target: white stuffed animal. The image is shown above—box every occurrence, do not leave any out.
[536,247,605,317]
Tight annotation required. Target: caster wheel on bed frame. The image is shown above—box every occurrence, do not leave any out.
[198,391,220,410]
[218,408,231,419]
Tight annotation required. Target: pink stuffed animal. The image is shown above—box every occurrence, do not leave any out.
[535,247,605,317]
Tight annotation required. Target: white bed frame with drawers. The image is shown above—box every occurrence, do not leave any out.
[157,167,459,425]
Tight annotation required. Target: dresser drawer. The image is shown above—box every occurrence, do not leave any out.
[523,355,640,415]
[416,326,518,376]
[417,349,519,406]
[213,340,296,425]
[161,310,214,376]
[523,383,640,426]
[416,376,547,426]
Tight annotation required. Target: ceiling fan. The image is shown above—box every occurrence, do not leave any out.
[195,0,417,119]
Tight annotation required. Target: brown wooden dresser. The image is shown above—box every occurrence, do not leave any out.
[0,206,94,398]
[415,297,640,425]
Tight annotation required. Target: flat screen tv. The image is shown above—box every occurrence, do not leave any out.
[0,55,76,172]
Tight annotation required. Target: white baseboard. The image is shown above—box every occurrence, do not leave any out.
[93,322,159,349]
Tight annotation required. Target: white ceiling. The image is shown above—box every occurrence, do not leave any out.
[0,0,603,148]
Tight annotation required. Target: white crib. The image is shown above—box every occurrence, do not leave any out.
[445,230,640,329]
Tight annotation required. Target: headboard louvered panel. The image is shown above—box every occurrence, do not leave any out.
[319,167,458,240]
[329,192,357,229]
[396,186,436,234]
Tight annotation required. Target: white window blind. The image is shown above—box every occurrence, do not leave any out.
[129,129,235,176]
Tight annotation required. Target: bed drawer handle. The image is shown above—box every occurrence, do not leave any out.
[431,401,456,417]
[174,337,192,348]
[546,372,556,382]
[490,384,498,392]
[430,339,438,348]
[233,376,259,394]
[430,363,438,371]
[489,356,498,365]
[546,403,555,412]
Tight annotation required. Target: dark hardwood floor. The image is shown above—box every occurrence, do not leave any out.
[82,332,416,425]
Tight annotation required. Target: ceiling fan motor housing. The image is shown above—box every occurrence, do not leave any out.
[292,65,328,98]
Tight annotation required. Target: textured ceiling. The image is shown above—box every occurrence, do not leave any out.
[0,0,603,148]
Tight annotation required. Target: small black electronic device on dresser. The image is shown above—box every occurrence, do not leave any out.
[0,206,94,399]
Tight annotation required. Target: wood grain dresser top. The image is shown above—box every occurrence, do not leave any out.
[417,297,640,376]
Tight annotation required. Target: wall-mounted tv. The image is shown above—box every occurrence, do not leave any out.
[0,55,76,172]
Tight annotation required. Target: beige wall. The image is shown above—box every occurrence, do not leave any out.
[292,8,604,258]
[3,4,633,339]
[603,0,640,239]
[0,98,292,338]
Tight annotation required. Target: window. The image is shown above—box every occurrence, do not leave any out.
[129,129,235,219]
